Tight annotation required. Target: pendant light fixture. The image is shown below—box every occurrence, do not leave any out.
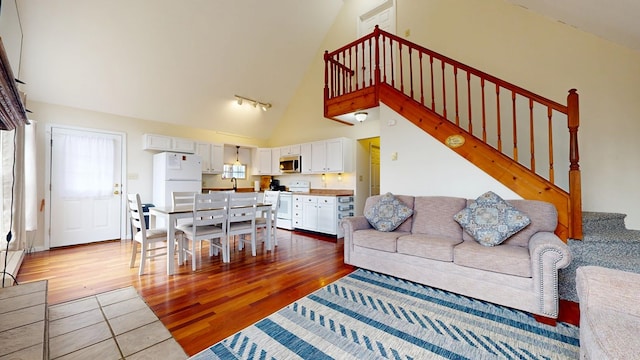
[234,146,241,165]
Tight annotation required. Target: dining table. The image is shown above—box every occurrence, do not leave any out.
[148,203,273,275]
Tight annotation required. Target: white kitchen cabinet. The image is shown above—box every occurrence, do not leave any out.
[254,148,273,175]
[196,142,224,174]
[293,195,347,237]
[310,137,352,173]
[271,147,281,175]
[142,133,196,153]
[300,142,313,173]
[316,196,337,235]
[293,195,304,228]
[280,144,301,156]
[301,196,318,231]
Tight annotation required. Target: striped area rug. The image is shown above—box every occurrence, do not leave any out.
[191,269,580,359]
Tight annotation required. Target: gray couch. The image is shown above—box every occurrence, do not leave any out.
[341,195,572,319]
[576,266,640,359]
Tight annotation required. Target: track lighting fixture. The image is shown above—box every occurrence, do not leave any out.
[234,95,272,111]
[354,111,368,122]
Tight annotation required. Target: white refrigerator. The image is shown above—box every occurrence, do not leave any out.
[152,152,202,227]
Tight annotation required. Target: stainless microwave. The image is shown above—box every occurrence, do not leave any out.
[279,155,301,173]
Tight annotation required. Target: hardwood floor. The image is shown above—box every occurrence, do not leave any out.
[16,230,354,356]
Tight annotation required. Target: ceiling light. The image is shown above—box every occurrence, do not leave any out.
[234,94,272,111]
[354,111,368,122]
[234,145,241,165]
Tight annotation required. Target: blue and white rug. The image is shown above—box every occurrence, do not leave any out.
[191,269,580,359]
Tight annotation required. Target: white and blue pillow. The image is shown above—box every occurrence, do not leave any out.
[454,191,531,246]
[365,192,413,232]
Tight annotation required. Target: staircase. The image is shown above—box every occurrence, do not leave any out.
[559,212,640,302]
[324,26,582,241]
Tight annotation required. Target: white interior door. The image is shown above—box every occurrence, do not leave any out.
[49,127,123,247]
[358,0,396,87]
[370,144,381,196]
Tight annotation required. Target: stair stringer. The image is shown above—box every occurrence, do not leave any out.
[378,84,571,241]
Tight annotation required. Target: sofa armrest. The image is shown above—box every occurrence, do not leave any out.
[340,216,372,264]
[529,232,572,317]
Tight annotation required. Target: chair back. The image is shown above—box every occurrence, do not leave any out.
[127,193,147,240]
[228,192,258,224]
[263,190,280,212]
[172,191,196,208]
[192,192,228,229]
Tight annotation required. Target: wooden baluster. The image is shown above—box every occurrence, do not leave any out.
[409,47,414,99]
[547,106,555,184]
[454,66,459,126]
[361,41,366,90]
[338,52,343,96]
[529,98,535,172]
[441,61,447,119]
[467,72,473,134]
[430,55,435,111]
[496,84,502,152]
[323,51,329,100]
[374,30,380,91]
[369,37,373,87]
[348,48,353,93]
[419,52,425,106]
[399,42,404,94]
[389,39,396,89]
[382,36,387,84]
[481,78,487,142]
[512,91,518,162]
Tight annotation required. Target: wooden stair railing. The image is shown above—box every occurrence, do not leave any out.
[324,26,582,241]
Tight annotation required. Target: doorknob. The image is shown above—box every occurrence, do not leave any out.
[114,190,120,195]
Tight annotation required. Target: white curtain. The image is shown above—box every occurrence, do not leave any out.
[0,124,26,251]
[59,133,114,199]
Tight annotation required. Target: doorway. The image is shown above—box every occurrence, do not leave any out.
[46,126,125,248]
[355,137,380,215]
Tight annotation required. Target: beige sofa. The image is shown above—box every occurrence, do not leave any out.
[576,266,640,359]
[341,194,572,319]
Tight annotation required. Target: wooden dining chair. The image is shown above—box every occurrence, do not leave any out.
[127,193,183,275]
[177,192,228,270]
[227,192,258,256]
[256,190,279,248]
[172,191,197,227]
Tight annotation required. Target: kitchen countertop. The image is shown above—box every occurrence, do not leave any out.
[202,187,258,193]
[298,189,354,197]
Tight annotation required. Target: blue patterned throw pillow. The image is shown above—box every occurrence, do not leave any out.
[364,192,413,232]
[453,191,531,246]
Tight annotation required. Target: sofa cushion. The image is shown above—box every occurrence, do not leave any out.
[397,234,462,262]
[353,229,408,252]
[453,240,532,278]
[461,199,558,247]
[411,196,467,238]
[364,192,414,232]
[454,191,530,246]
[364,194,415,232]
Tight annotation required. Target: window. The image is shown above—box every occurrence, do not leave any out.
[221,163,246,179]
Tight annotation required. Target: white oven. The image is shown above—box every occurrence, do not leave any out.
[276,180,310,230]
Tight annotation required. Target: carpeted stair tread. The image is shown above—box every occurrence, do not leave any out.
[559,211,640,303]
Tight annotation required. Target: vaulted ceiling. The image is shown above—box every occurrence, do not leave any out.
[13,0,640,140]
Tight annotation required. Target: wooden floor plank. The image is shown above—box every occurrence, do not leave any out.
[16,230,354,356]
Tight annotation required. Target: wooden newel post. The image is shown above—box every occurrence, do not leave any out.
[373,25,381,103]
[567,89,582,239]
[324,50,330,117]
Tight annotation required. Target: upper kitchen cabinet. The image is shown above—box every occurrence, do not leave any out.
[280,144,301,156]
[271,147,281,175]
[300,143,313,173]
[196,142,224,174]
[310,137,352,173]
[254,148,273,175]
[143,133,196,153]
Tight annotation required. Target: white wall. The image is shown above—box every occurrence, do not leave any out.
[380,104,520,200]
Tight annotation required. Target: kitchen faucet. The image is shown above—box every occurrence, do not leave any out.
[231,177,238,191]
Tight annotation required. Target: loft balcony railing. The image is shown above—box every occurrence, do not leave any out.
[324,26,581,240]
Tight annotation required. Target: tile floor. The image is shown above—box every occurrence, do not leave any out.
[0,281,187,360]
[48,286,187,359]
